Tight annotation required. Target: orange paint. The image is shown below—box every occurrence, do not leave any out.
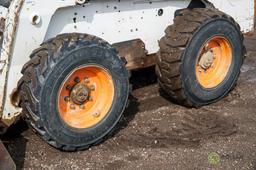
[58,65,115,129]
[196,37,232,89]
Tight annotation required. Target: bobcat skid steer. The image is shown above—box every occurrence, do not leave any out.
[0,0,254,152]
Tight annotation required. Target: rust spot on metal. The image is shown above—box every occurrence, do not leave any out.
[0,0,24,119]
[10,88,20,107]
[244,31,254,36]
[113,39,157,70]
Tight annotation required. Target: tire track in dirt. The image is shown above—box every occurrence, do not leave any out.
[116,111,236,149]
[99,67,238,151]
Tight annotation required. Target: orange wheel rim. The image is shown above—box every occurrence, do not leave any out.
[58,65,115,129]
[196,36,232,89]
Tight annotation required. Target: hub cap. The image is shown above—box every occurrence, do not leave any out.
[196,36,232,89]
[58,65,115,129]
[70,84,90,105]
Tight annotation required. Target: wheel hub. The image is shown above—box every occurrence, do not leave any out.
[58,65,115,129]
[70,83,90,105]
[199,49,214,70]
[196,36,232,89]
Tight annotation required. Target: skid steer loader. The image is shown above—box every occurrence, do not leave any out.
[0,0,254,153]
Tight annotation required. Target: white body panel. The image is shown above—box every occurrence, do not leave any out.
[0,0,254,125]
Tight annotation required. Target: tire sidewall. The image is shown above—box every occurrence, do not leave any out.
[40,45,129,146]
[181,18,243,105]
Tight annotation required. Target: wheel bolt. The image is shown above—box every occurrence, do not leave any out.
[66,85,73,91]
[74,77,80,83]
[70,104,76,110]
[64,96,70,102]
[92,111,101,118]
[84,77,90,83]
[80,105,85,109]
[89,96,93,101]
[90,85,96,91]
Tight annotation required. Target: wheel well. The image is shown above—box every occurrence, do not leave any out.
[175,0,215,17]
[188,0,215,9]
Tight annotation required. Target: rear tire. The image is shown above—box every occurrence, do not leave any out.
[18,33,130,151]
[156,8,245,107]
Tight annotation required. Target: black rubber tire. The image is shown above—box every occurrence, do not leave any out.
[18,33,130,151]
[156,8,245,107]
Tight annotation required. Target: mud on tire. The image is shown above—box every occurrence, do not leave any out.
[156,8,245,107]
[18,33,130,151]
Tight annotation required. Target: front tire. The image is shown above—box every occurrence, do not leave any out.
[18,33,130,151]
[156,8,245,107]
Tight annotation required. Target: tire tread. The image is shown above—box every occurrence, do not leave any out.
[156,8,245,107]
[18,33,129,151]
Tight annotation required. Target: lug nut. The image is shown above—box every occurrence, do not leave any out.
[70,104,76,110]
[90,85,96,91]
[74,77,81,83]
[66,85,73,91]
[92,111,101,118]
[84,77,90,83]
[64,96,70,102]
[88,96,93,101]
[80,105,85,109]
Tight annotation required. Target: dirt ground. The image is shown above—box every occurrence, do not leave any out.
[1,34,256,170]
